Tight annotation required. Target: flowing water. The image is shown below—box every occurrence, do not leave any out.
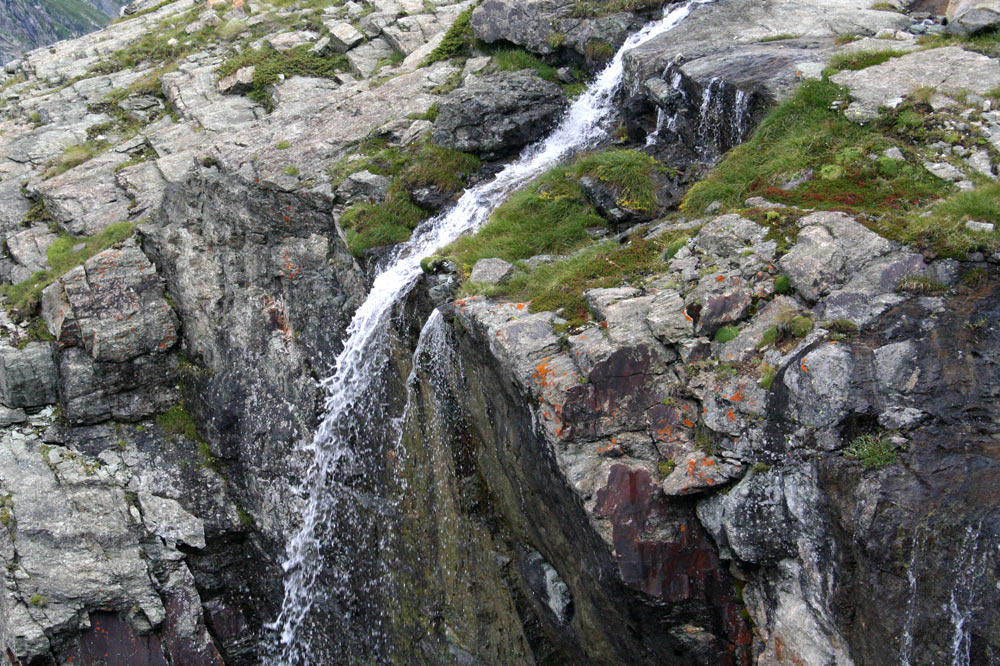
[266,3,702,663]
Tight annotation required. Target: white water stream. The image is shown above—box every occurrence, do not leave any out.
[266,3,701,662]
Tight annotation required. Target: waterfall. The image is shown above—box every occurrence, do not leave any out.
[265,3,702,663]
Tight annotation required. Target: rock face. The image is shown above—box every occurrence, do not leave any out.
[432,71,567,158]
[0,0,998,664]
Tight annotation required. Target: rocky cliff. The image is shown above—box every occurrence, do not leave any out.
[0,0,998,664]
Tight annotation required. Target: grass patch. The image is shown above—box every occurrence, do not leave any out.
[844,432,897,469]
[423,6,475,65]
[683,78,960,254]
[574,149,666,214]
[918,30,1000,58]
[217,44,349,111]
[445,166,607,272]
[491,48,559,82]
[41,140,110,179]
[464,231,691,326]
[895,182,1000,256]
[760,33,798,42]
[825,49,909,75]
[335,141,482,256]
[341,183,428,254]
[2,222,136,319]
[714,325,739,343]
[91,7,213,75]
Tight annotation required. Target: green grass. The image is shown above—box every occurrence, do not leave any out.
[682,78,963,253]
[760,33,798,42]
[574,149,667,213]
[844,433,897,469]
[157,403,200,441]
[870,2,903,11]
[491,48,559,82]
[714,325,739,343]
[2,222,136,320]
[445,166,607,273]
[90,7,211,75]
[462,231,691,326]
[341,183,428,254]
[216,44,349,111]
[41,140,110,179]
[333,141,481,256]
[423,6,475,65]
[918,30,1000,58]
[825,49,909,75]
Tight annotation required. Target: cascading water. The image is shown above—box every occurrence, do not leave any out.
[265,3,702,663]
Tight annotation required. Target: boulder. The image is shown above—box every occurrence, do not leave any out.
[335,170,390,205]
[946,0,1000,34]
[432,71,566,158]
[469,258,515,284]
[326,21,366,52]
[266,31,320,52]
[0,343,58,408]
[218,66,256,95]
[41,243,178,362]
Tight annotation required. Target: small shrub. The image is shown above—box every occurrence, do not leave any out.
[773,274,791,294]
[789,315,813,338]
[275,140,291,150]
[758,364,777,389]
[30,594,48,607]
[844,432,897,469]
[657,459,676,477]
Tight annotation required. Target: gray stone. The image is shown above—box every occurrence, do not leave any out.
[966,220,995,233]
[432,71,566,158]
[661,451,742,496]
[327,21,366,52]
[947,0,1000,35]
[139,491,207,549]
[968,149,996,179]
[0,343,57,408]
[266,31,319,51]
[41,243,178,363]
[646,289,694,345]
[335,170,390,204]
[218,65,256,94]
[923,160,964,181]
[346,37,396,77]
[883,146,905,160]
[469,258,515,285]
[6,226,57,273]
[831,47,1000,122]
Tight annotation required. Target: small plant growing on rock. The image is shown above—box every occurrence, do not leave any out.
[283,165,300,176]
[30,594,48,607]
[657,460,676,477]
[275,140,290,150]
[758,364,777,390]
[714,325,739,343]
[773,275,791,294]
[844,432,897,469]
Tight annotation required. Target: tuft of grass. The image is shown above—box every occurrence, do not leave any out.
[773,274,791,294]
[217,44,349,111]
[759,364,777,390]
[283,165,300,176]
[491,48,559,82]
[332,141,481,256]
[341,183,427,256]
[423,6,475,65]
[714,325,739,343]
[870,2,903,11]
[760,33,798,42]
[844,432,897,469]
[574,149,666,214]
[463,231,691,327]
[41,140,110,179]
[157,401,217,470]
[917,30,1000,59]
[825,49,909,74]
[2,222,136,320]
[898,183,1000,257]
[445,166,607,273]
[30,594,48,607]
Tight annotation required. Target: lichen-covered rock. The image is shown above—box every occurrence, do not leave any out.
[432,71,566,158]
[469,257,515,284]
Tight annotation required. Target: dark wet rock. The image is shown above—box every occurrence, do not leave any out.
[432,71,567,159]
[0,342,58,408]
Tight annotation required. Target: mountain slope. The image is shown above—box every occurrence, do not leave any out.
[0,0,117,64]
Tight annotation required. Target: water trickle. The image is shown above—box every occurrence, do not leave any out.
[948,521,989,666]
[265,3,701,663]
